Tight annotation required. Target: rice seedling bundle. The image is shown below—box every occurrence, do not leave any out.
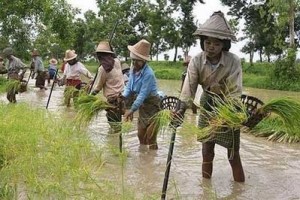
[257,97,300,133]
[5,80,21,92]
[75,94,111,124]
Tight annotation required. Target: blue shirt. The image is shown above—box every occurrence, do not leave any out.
[123,64,158,112]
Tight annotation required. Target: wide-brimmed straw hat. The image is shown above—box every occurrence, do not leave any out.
[49,58,58,65]
[31,49,40,56]
[3,47,14,56]
[128,39,151,61]
[121,63,130,71]
[96,41,114,54]
[64,50,77,61]
[193,11,236,41]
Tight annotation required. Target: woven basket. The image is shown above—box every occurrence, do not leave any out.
[160,96,182,128]
[241,94,268,128]
[19,80,27,93]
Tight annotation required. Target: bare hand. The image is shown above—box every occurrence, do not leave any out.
[124,110,134,122]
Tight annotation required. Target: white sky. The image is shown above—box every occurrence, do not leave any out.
[67,0,252,60]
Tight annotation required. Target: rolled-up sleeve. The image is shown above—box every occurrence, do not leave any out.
[226,57,242,97]
[180,57,199,102]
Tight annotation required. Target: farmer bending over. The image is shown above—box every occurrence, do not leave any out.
[91,41,125,133]
[59,49,93,107]
[122,39,161,150]
[2,47,27,103]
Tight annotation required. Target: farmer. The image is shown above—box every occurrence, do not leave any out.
[178,11,245,182]
[32,49,47,90]
[0,56,7,75]
[121,62,130,85]
[181,55,198,114]
[122,39,161,150]
[2,47,27,103]
[59,49,93,107]
[48,58,58,84]
[91,41,125,133]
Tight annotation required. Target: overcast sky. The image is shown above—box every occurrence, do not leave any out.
[67,0,251,60]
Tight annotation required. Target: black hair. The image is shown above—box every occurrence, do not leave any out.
[200,35,231,51]
[96,52,115,60]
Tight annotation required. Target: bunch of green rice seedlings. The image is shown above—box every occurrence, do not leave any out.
[250,117,300,143]
[211,97,248,129]
[121,121,134,134]
[63,86,77,99]
[258,97,300,133]
[5,80,21,92]
[75,94,111,124]
[179,121,212,142]
[151,109,173,133]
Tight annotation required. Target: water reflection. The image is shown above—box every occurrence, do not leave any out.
[1,77,300,199]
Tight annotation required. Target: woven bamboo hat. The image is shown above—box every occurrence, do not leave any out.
[64,50,77,61]
[49,58,58,65]
[193,11,236,41]
[3,47,14,56]
[128,39,151,61]
[96,41,114,54]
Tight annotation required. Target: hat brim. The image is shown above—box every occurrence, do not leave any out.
[64,54,77,61]
[193,29,237,41]
[95,50,114,54]
[128,45,150,61]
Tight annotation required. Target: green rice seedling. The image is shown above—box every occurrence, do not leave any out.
[121,121,134,134]
[63,86,78,106]
[151,109,173,136]
[257,97,300,133]
[211,97,248,129]
[74,94,111,124]
[250,117,300,143]
[5,80,21,93]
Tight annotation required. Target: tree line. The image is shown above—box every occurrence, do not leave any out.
[0,0,299,65]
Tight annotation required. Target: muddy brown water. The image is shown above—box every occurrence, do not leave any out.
[1,76,300,199]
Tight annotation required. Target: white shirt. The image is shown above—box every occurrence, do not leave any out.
[63,62,93,80]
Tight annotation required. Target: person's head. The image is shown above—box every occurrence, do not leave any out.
[31,49,40,58]
[64,49,78,65]
[2,47,14,59]
[49,58,58,65]
[127,39,151,71]
[95,41,115,64]
[193,11,236,55]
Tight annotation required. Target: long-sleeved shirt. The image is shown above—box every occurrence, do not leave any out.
[63,61,93,80]
[94,58,124,99]
[7,56,26,74]
[33,56,44,73]
[123,64,159,112]
[180,51,242,103]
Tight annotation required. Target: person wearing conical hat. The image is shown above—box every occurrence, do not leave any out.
[31,49,47,90]
[91,40,125,133]
[2,47,27,103]
[122,39,161,150]
[0,56,7,75]
[178,11,245,182]
[121,62,130,85]
[59,49,93,107]
[47,58,58,84]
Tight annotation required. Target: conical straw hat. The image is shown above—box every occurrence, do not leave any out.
[128,39,151,61]
[193,11,236,41]
[64,50,77,61]
[96,41,114,54]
